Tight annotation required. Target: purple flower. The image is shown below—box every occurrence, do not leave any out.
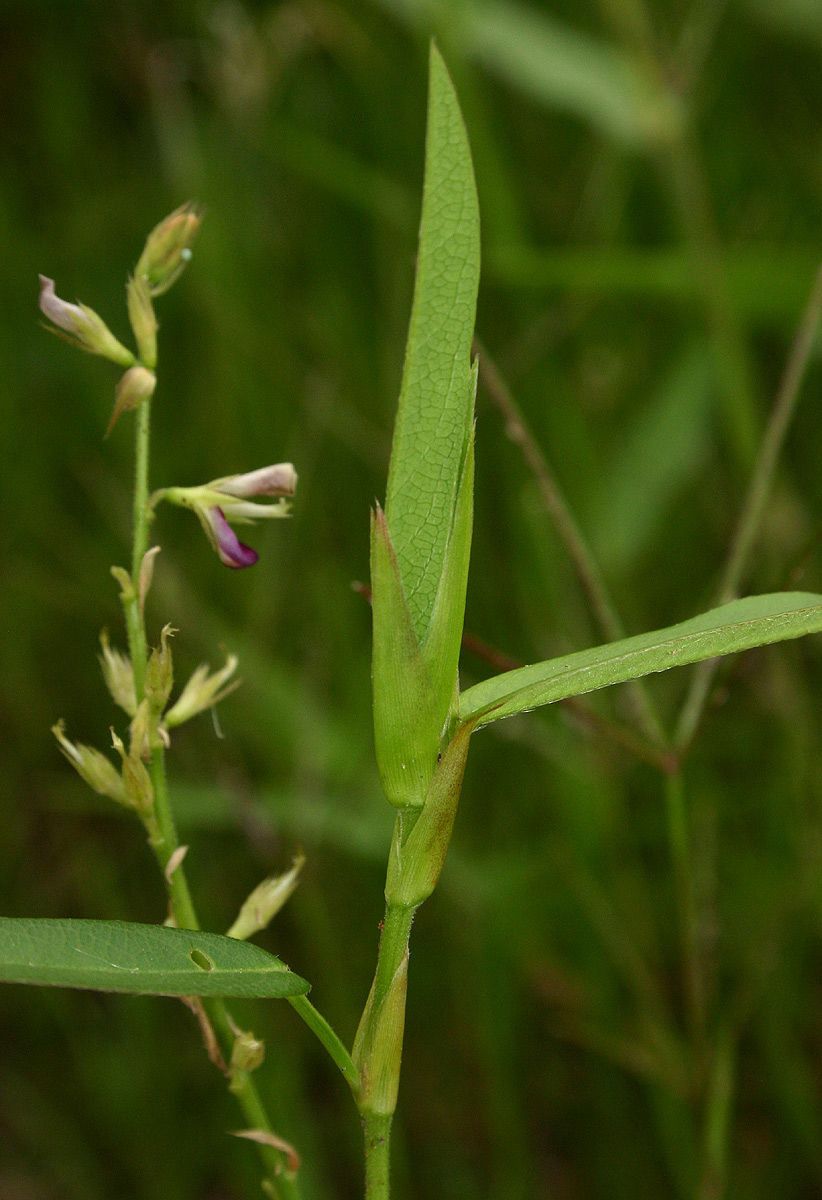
[38,276,135,366]
[212,464,297,499]
[38,276,89,334]
[156,463,297,569]
[203,507,260,569]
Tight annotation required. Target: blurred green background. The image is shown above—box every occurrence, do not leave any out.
[1,1,821,1197]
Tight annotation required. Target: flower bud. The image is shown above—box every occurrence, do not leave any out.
[145,625,175,718]
[111,729,155,816]
[138,546,161,616]
[227,854,304,941]
[38,277,135,367]
[135,202,201,297]
[128,699,153,760]
[164,653,239,728]
[230,1030,266,1075]
[52,721,128,807]
[110,565,135,602]
[99,630,137,716]
[107,366,156,437]
[126,274,158,368]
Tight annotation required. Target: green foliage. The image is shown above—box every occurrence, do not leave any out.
[370,506,441,808]
[373,45,479,812]
[0,919,309,998]
[3,3,822,1199]
[383,43,480,644]
[382,0,681,146]
[461,593,822,728]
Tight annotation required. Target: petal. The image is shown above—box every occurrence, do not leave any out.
[205,507,259,569]
[215,463,297,499]
[221,499,291,521]
[38,275,87,334]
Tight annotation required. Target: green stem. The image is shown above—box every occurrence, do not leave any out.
[132,395,152,575]
[290,995,360,1094]
[372,903,414,1010]
[664,772,703,1046]
[125,394,152,696]
[597,0,760,469]
[149,746,197,925]
[697,1022,735,1200]
[122,351,352,1200]
[675,263,822,749]
[362,1112,393,1200]
[356,901,415,1199]
[661,134,759,470]
[475,339,667,748]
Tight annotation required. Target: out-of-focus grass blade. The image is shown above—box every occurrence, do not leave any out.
[0,919,310,999]
[460,593,822,728]
[745,0,822,41]
[384,42,480,642]
[378,0,680,147]
[590,343,713,572]
[489,245,820,325]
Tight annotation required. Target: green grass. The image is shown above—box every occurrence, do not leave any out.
[1,1,821,1197]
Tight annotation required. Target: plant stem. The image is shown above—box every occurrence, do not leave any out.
[676,263,822,749]
[290,994,360,1094]
[598,0,760,469]
[356,901,416,1198]
[664,772,703,1046]
[661,133,759,470]
[131,396,153,576]
[697,1022,735,1200]
[124,352,355,1199]
[362,1112,393,1200]
[475,339,667,749]
[372,903,414,1009]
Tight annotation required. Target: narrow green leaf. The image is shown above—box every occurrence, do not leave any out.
[371,507,440,808]
[384,42,480,642]
[421,412,476,731]
[0,919,310,999]
[489,245,819,326]
[460,593,822,729]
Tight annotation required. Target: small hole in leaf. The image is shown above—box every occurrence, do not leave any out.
[189,948,214,972]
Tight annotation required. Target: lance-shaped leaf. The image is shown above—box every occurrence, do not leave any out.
[384,43,480,645]
[371,507,440,808]
[459,593,822,730]
[420,392,477,734]
[0,919,310,999]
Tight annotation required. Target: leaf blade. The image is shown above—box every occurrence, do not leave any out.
[384,42,480,642]
[0,919,310,999]
[459,593,822,728]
